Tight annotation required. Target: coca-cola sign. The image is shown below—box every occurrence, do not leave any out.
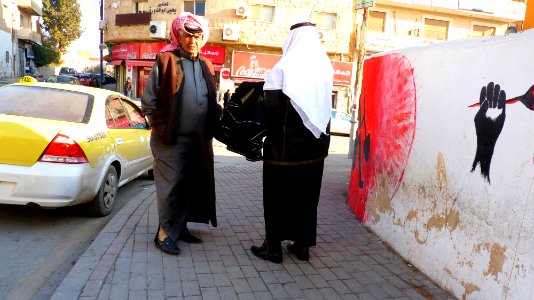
[231,51,281,79]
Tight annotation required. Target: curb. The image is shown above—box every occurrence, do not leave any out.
[50,185,156,300]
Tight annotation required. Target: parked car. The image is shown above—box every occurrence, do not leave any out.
[74,73,92,86]
[45,75,81,85]
[330,110,353,136]
[59,67,77,76]
[103,73,116,84]
[0,76,153,216]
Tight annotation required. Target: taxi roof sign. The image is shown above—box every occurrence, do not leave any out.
[19,76,37,84]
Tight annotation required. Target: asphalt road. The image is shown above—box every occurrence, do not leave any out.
[0,177,154,300]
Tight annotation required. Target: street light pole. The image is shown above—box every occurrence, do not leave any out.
[348,6,370,159]
[99,0,104,88]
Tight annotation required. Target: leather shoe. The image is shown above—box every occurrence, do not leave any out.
[250,241,283,264]
[154,235,181,255]
[287,242,309,261]
[178,228,202,244]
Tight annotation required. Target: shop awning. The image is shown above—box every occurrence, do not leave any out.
[125,60,155,67]
[109,60,123,65]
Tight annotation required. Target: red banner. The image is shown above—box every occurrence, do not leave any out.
[111,44,140,60]
[231,51,281,79]
[201,45,226,64]
[231,51,354,85]
[139,43,167,60]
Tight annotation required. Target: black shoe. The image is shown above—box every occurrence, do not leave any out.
[154,235,181,255]
[287,242,309,261]
[178,228,202,244]
[251,241,283,264]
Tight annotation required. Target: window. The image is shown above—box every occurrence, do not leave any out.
[134,0,149,13]
[5,51,9,63]
[368,11,386,32]
[471,25,495,37]
[250,5,274,22]
[423,18,448,40]
[313,12,337,30]
[184,0,205,16]
[106,98,130,128]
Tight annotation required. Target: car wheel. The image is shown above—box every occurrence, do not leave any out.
[88,166,118,217]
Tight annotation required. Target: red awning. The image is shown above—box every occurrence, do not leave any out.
[125,60,155,67]
[109,60,122,65]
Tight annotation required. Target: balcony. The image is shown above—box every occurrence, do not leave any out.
[17,27,42,45]
[17,0,42,16]
[377,0,526,22]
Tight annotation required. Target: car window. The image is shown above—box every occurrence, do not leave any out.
[121,99,148,129]
[106,97,131,128]
[0,85,93,123]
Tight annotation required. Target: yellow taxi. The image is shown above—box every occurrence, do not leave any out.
[0,76,153,216]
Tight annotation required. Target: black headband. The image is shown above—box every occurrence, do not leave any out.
[290,22,316,30]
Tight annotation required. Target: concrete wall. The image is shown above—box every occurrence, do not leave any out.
[348,29,534,299]
[0,31,13,78]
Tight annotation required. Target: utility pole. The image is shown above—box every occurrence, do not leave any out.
[99,0,104,88]
[348,1,372,159]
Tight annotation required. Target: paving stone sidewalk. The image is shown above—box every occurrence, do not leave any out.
[51,138,455,300]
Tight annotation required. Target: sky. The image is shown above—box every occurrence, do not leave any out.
[34,0,101,57]
[68,0,102,57]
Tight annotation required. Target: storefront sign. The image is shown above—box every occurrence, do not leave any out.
[331,61,355,86]
[139,43,167,59]
[111,43,140,60]
[201,45,226,65]
[231,51,281,79]
[231,50,354,86]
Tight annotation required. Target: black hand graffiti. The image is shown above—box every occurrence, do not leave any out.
[471,82,506,183]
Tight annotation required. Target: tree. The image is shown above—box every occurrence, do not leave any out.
[33,44,61,67]
[41,0,82,55]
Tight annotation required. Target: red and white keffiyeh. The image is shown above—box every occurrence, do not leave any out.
[161,12,209,53]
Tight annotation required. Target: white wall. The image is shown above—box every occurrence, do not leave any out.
[0,31,13,78]
[348,29,534,299]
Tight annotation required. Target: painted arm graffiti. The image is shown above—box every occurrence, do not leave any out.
[471,82,506,183]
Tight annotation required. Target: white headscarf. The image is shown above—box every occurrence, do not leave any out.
[263,23,333,138]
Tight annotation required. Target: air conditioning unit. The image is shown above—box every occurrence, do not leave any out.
[149,21,167,39]
[236,4,249,17]
[222,24,240,41]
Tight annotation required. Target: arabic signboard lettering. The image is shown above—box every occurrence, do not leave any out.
[200,45,225,64]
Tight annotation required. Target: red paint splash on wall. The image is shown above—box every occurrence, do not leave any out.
[348,53,417,222]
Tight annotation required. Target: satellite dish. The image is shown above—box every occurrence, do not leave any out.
[505,26,518,35]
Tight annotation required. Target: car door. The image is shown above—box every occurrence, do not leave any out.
[105,96,141,180]
[119,98,152,173]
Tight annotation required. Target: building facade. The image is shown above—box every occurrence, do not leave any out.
[103,0,526,112]
[364,0,526,55]
[0,0,42,78]
[103,0,356,111]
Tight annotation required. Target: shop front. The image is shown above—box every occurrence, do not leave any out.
[110,43,226,98]
[230,50,355,112]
